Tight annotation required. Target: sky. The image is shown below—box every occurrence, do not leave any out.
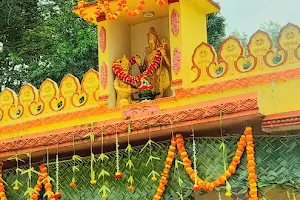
[215,0,300,36]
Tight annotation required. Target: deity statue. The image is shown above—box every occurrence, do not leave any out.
[114,55,135,107]
[140,27,171,98]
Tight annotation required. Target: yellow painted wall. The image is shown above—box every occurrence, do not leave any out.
[131,18,169,62]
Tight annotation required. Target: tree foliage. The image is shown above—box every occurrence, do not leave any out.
[207,13,226,53]
[0,1,225,92]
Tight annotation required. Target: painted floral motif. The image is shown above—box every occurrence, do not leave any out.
[101,62,108,88]
[99,26,106,53]
[173,47,181,74]
[171,9,179,36]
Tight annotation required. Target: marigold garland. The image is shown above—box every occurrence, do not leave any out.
[152,137,176,200]
[0,162,7,200]
[30,164,57,200]
[112,51,162,85]
[122,0,145,17]
[153,126,258,200]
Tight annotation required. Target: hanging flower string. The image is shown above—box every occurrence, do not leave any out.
[140,133,161,183]
[115,131,122,179]
[112,51,162,85]
[153,126,258,200]
[126,123,135,191]
[55,148,62,199]
[70,134,83,189]
[152,137,176,200]
[0,162,8,200]
[84,126,97,184]
[191,131,201,191]
[98,124,110,199]
[245,127,258,200]
[7,155,24,191]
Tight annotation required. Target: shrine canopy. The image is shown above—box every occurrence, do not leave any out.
[72,0,220,25]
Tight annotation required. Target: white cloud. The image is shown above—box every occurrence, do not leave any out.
[215,0,300,35]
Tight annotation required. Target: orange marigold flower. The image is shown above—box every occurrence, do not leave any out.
[201,181,209,190]
[232,156,241,164]
[218,176,226,185]
[228,165,236,174]
[225,170,231,178]
[70,182,77,188]
[213,180,221,187]
[248,167,256,173]
[192,184,201,191]
[128,185,135,191]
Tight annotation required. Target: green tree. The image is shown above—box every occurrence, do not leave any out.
[0,0,40,91]
[207,13,226,53]
[1,0,225,92]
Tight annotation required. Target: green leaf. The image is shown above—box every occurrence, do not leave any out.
[176,192,184,200]
[128,175,134,185]
[43,190,53,198]
[21,167,39,175]
[91,153,96,163]
[126,160,134,169]
[226,181,232,192]
[125,144,133,153]
[16,168,23,173]
[7,155,25,163]
[24,187,38,197]
[98,169,110,179]
[11,180,23,187]
[98,153,109,161]
[72,155,83,162]
[72,166,80,172]
[147,170,160,178]
[146,156,161,166]
[98,185,111,194]
[219,141,226,151]
[178,177,183,186]
[287,191,291,199]
[175,160,185,169]
[84,132,95,143]
[41,176,54,183]
[91,170,95,180]
[0,177,8,186]
[140,140,151,153]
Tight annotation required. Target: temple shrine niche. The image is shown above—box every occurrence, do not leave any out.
[73,0,219,107]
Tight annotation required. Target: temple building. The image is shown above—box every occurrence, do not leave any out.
[0,0,300,199]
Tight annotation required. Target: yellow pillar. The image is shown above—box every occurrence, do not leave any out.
[169,0,219,91]
[97,19,131,107]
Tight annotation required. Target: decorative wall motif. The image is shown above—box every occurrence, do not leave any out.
[100,62,108,88]
[123,106,159,119]
[172,47,181,74]
[191,23,300,83]
[0,69,101,123]
[0,94,258,155]
[171,9,180,36]
[180,68,300,99]
[99,26,106,53]
[191,42,227,82]
[262,111,300,132]
[278,23,300,63]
